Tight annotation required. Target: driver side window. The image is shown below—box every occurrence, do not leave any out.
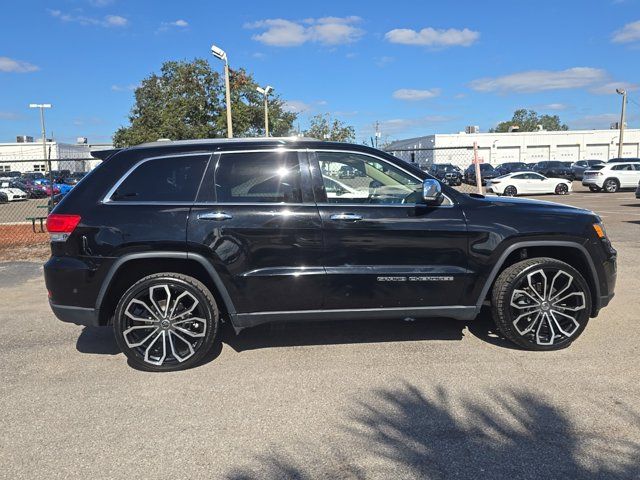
[316,152,422,205]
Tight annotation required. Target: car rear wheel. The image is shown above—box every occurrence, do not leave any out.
[503,185,518,197]
[555,183,569,195]
[603,178,619,193]
[491,258,591,351]
[113,273,219,371]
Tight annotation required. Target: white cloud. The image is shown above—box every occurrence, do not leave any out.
[157,19,189,32]
[246,16,364,47]
[612,20,640,43]
[392,88,441,101]
[569,113,620,129]
[538,103,569,111]
[0,111,22,120]
[589,81,639,94]
[283,100,312,113]
[111,84,138,92]
[376,115,453,135]
[49,9,128,28]
[385,27,479,47]
[88,0,115,6]
[375,56,394,67]
[104,15,127,27]
[0,56,39,73]
[469,67,607,93]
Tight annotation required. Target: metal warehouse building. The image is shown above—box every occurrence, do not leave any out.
[386,129,640,168]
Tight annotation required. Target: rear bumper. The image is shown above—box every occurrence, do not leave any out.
[582,178,603,187]
[49,301,100,327]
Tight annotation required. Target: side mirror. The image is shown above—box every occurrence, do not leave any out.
[422,178,443,205]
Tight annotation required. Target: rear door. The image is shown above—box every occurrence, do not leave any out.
[310,149,469,310]
[188,149,324,313]
[612,164,636,187]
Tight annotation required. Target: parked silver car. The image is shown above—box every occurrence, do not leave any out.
[572,160,604,180]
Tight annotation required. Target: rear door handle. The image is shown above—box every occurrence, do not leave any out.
[197,212,233,221]
[330,213,362,221]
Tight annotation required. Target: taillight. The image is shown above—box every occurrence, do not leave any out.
[46,214,81,242]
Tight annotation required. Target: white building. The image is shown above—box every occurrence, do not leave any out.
[386,129,640,168]
[0,139,111,173]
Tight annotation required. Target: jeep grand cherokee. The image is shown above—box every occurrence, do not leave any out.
[44,138,617,371]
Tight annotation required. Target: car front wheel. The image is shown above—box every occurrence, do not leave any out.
[588,185,601,192]
[491,258,591,351]
[113,273,219,371]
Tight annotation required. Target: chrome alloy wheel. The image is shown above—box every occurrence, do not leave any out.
[122,284,207,366]
[509,268,586,346]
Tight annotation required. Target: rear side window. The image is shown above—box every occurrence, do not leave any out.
[215,151,303,203]
[612,164,633,171]
[110,154,209,202]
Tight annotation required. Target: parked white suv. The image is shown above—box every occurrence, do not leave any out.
[582,162,640,193]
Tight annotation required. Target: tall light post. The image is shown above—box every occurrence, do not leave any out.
[256,85,273,137]
[29,103,54,207]
[211,44,233,138]
[616,88,627,159]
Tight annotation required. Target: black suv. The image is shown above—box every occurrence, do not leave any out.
[44,138,617,371]
[463,163,498,185]
[494,162,528,176]
[533,161,574,180]
[427,163,462,186]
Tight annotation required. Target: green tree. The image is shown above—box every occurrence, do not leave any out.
[113,59,297,147]
[304,114,356,142]
[491,109,569,133]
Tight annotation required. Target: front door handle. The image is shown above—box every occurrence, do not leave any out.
[197,211,233,221]
[330,213,362,221]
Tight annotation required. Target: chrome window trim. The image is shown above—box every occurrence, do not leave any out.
[101,152,213,204]
[311,148,454,207]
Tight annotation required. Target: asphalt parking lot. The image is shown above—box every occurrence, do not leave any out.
[1,185,639,479]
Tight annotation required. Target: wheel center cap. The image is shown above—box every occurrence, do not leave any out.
[160,319,171,329]
[541,302,550,311]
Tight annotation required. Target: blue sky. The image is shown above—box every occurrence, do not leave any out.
[1,0,639,144]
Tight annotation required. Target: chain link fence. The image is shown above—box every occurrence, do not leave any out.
[385,146,485,194]
[0,157,98,258]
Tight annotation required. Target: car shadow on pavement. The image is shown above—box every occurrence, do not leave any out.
[75,307,520,363]
[76,326,120,355]
[223,306,518,353]
[225,382,640,480]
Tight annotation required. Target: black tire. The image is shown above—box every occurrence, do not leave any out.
[588,185,601,192]
[491,258,591,351]
[113,272,219,372]
[603,178,619,193]
[555,183,569,195]
[503,185,518,197]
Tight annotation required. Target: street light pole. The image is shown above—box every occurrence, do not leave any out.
[256,85,273,137]
[29,103,53,208]
[223,60,233,138]
[211,44,233,138]
[616,88,627,159]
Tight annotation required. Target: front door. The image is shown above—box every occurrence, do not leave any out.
[188,149,324,313]
[310,150,469,310]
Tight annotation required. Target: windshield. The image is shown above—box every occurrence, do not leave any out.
[588,165,605,171]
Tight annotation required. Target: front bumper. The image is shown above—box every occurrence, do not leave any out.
[49,301,100,327]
